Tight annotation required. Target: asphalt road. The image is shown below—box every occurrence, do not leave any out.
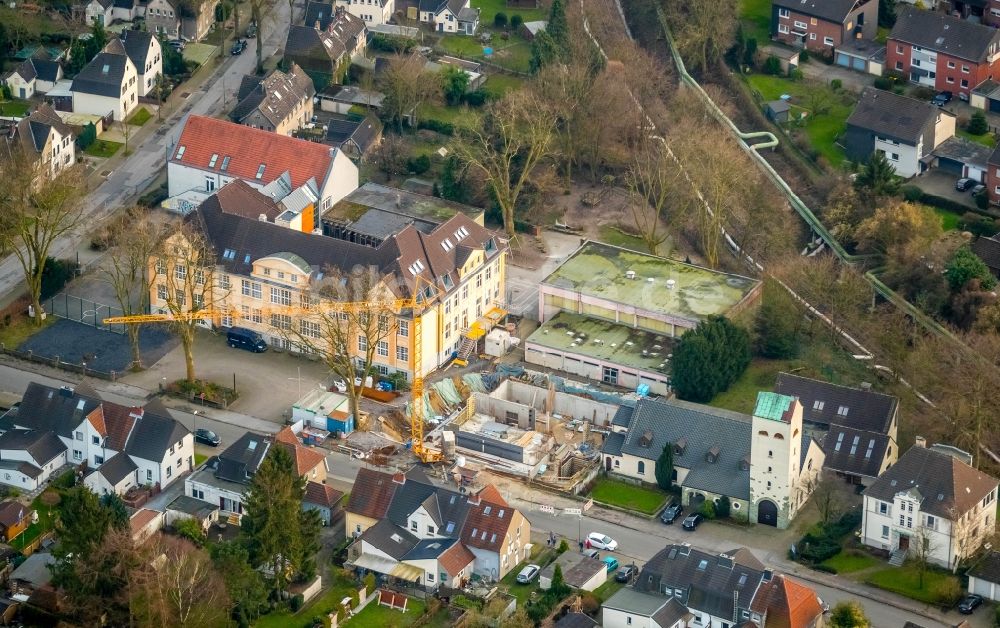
[0,0,294,306]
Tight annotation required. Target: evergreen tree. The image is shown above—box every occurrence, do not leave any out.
[716,496,731,518]
[878,0,897,28]
[754,284,801,359]
[529,31,559,73]
[440,155,468,203]
[546,0,569,49]
[211,541,270,624]
[670,316,751,403]
[853,152,900,197]
[240,446,321,595]
[945,245,996,291]
[655,444,673,491]
[968,110,989,136]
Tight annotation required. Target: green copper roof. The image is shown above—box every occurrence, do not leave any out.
[754,392,795,422]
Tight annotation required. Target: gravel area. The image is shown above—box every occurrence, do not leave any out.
[18,319,179,374]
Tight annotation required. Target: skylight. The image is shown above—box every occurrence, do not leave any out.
[248,440,258,451]
[223,248,236,260]
[697,559,708,571]
[209,153,218,168]
[221,155,231,171]
[176,145,186,159]
[255,163,266,179]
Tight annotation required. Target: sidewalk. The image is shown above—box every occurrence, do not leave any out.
[499,477,954,625]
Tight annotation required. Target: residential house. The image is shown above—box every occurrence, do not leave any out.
[2,58,37,99]
[120,30,162,97]
[324,114,382,160]
[13,382,194,493]
[632,543,824,628]
[85,452,139,495]
[85,0,115,26]
[0,502,32,544]
[861,440,999,569]
[274,426,328,483]
[843,87,955,178]
[284,9,366,89]
[165,494,220,530]
[984,146,1000,205]
[153,180,506,377]
[113,0,145,22]
[328,0,394,26]
[5,104,77,180]
[971,232,1000,276]
[146,0,182,38]
[527,241,761,396]
[419,0,479,34]
[888,7,1000,98]
[602,589,691,628]
[968,550,1000,602]
[182,178,319,232]
[603,392,824,529]
[346,467,529,582]
[10,552,55,598]
[70,38,139,121]
[166,114,359,221]
[231,64,315,135]
[0,429,67,491]
[939,0,1000,28]
[24,51,64,94]
[304,480,344,525]
[538,552,606,592]
[771,0,877,52]
[555,613,598,628]
[775,372,899,485]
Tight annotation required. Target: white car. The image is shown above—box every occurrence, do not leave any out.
[587,532,618,551]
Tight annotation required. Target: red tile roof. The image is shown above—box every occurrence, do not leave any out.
[460,496,515,551]
[171,115,335,190]
[100,403,138,451]
[86,407,107,437]
[750,575,823,628]
[346,467,399,520]
[304,481,344,508]
[439,541,476,576]
[477,485,507,507]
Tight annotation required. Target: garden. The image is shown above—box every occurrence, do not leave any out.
[83,139,124,159]
[589,477,668,515]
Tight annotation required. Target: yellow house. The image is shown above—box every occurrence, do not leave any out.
[150,185,507,380]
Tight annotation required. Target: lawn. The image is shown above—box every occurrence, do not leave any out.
[418,102,482,130]
[820,551,880,574]
[746,74,853,165]
[0,99,31,118]
[501,564,541,606]
[127,107,153,127]
[593,578,625,602]
[182,43,219,66]
[598,225,653,254]
[347,597,428,627]
[483,73,525,98]
[439,35,533,74]
[958,129,997,148]
[0,315,54,349]
[866,563,961,605]
[194,453,208,466]
[84,140,123,158]
[739,0,772,44]
[10,491,57,553]
[472,0,545,24]
[254,572,359,628]
[590,478,667,515]
[709,331,872,414]
[926,204,961,231]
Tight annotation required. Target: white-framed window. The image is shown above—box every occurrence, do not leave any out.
[192,488,205,500]
[194,269,205,285]
[147,469,153,481]
[962,65,970,73]
[155,259,166,274]
[174,290,185,306]
[358,335,368,352]
[948,61,956,69]
[242,280,261,299]
[397,346,409,361]
[270,314,291,330]
[300,320,321,338]
[896,44,903,54]
[895,61,903,70]
[270,287,291,306]
[73,450,82,461]
[946,77,955,84]
[824,36,834,46]
[961,79,969,88]
[399,320,409,337]
[794,20,807,29]
[222,314,232,327]
[157,284,167,301]
[174,264,187,280]
[220,275,230,290]
[881,525,889,538]
[926,515,936,529]
[809,33,816,41]
[879,501,888,515]
[377,341,389,357]
[193,294,203,309]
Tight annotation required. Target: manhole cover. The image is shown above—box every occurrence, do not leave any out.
[100,170,112,177]
[181,92,191,98]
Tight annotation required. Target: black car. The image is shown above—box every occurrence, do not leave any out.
[231,40,247,55]
[956,177,977,192]
[682,514,703,531]
[194,428,221,447]
[660,500,683,524]
[932,91,953,106]
[958,594,983,614]
[614,565,636,583]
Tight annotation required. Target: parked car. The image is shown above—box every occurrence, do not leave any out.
[586,532,618,551]
[682,514,703,531]
[516,564,540,584]
[231,40,247,55]
[194,429,221,447]
[581,548,600,560]
[227,327,267,352]
[167,39,185,51]
[958,594,984,614]
[615,565,636,583]
[332,379,348,393]
[973,184,986,196]
[246,23,257,38]
[932,91,953,106]
[602,556,619,573]
[660,500,683,524]
[956,177,977,192]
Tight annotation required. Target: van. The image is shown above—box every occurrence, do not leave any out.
[227,327,267,353]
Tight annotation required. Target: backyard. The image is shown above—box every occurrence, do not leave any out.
[590,478,667,515]
[746,73,854,165]
[438,35,532,74]
[253,572,359,628]
[9,491,56,553]
[865,562,962,605]
[739,0,772,43]
[820,550,880,574]
[0,98,31,118]
[471,0,546,24]
[84,139,124,158]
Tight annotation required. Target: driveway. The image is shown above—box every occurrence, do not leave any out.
[506,230,584,318]
[911,170,979,209]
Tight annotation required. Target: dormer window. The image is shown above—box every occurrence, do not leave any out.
[674,438,687,456]
[706,445,720,464]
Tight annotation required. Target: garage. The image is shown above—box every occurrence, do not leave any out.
[932,136,993,182]
[836,52,851,67]
[936,156,965,176]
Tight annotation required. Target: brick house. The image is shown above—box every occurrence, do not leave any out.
[938,0,1000,29]
[887,7,1000,98]
[771,0,878,52]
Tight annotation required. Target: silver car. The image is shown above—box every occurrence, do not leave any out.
[516,564,540,584]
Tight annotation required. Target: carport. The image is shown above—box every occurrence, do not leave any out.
[972,80,1000,114]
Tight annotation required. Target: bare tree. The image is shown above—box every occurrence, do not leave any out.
[379,53,440,132]
[664,0,738,73]
[0,144,84,325]
[133,535,231,627]
[247,0,274,74]
[98,208,169,369]
[120,118,133,155]
[281,265,401,429]
[911,524,935,588]
[452,89,557,238]
[808,473,845,525]
[624,136,689,254]
[156,222,223,383]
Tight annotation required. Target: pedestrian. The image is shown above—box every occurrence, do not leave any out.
[579,540,584,552]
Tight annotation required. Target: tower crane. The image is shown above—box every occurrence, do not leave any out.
[105,293,444,463]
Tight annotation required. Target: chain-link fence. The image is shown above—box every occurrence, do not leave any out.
[46,294,126,334]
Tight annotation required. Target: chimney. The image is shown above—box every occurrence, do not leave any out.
[314,20,321,31]
[860,382,872,391]
[258,213,268,222]
[128,407,144,420]
[391,472,405,485]
[467,493,481,506]
[915,435,927,448]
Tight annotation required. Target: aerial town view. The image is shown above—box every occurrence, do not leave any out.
[3,0,1000,625]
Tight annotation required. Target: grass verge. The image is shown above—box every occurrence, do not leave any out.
[0,315,54,349]
[865,563,961,605]
[127,107,153,126]
[820,551,880,574]
[590,478,667,515]
[84,140,124,158]
[0,99,31,118]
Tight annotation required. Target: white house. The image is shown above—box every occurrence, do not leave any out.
[2,59,37,99]
[13,382,194,494]
[602,589,690,628]
[85,0,115,25]
[326,0,393,26]
[418,0,475,34]
[120,30,162,97]
[186,432,270,520]
[113,0,145,22]
[7,105,76,180]
[167,115,359,225]
[861,440,999,569]
[0,430,68,491]
[70,38,139,121]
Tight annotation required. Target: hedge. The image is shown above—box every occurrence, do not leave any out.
[902,185,996,221]
[417,118,454,135]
